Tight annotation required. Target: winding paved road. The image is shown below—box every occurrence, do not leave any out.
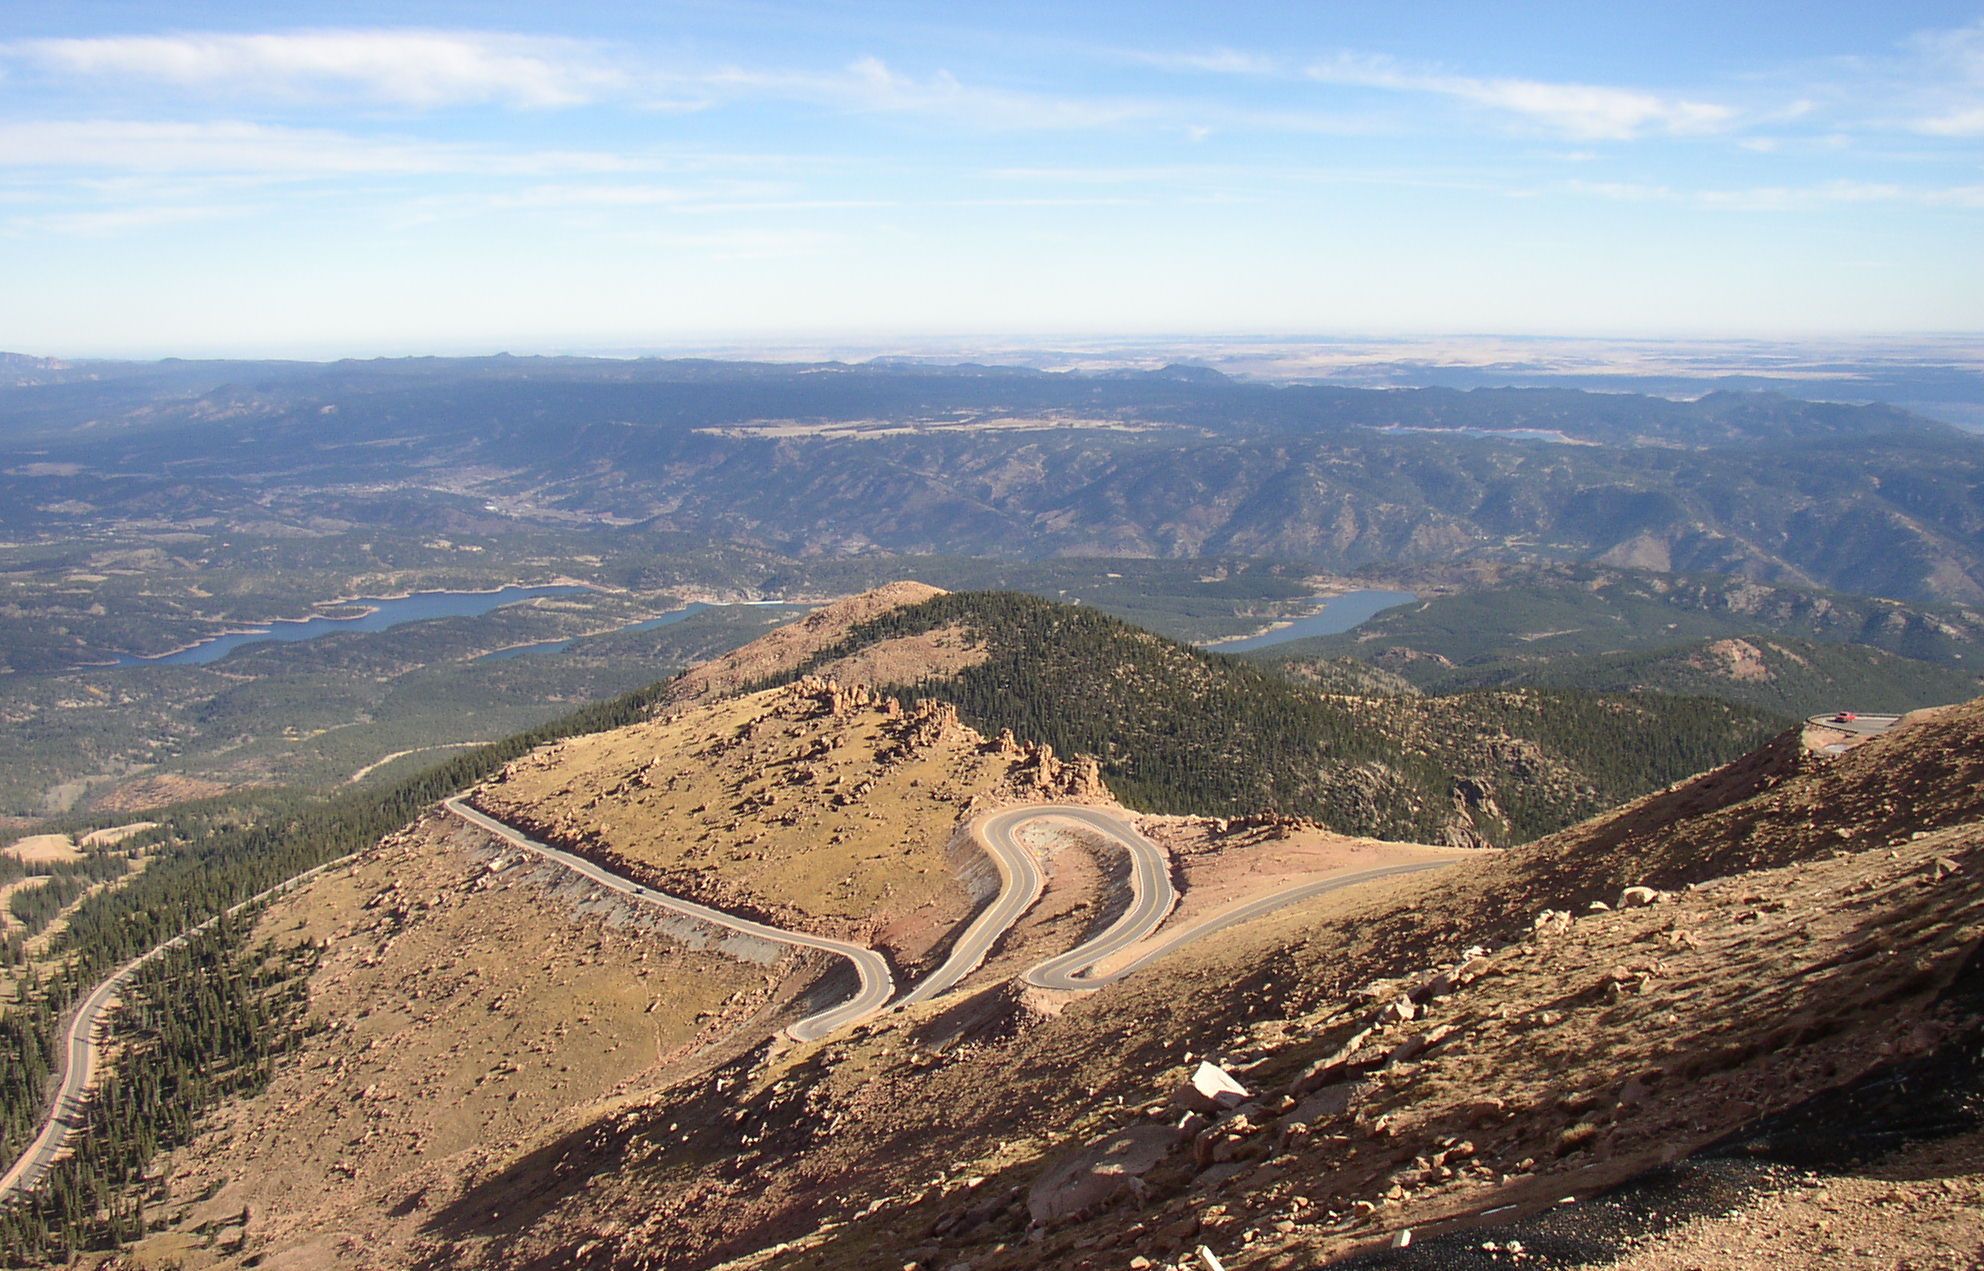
[443,798,895,1042]
[1103,858,1457,980]
[1011,807,1177,991]
[898,804,1178,1005]
[903,806,1456,1002]
[895,809,1046,1008]
[6,793,1464,1203]
[0,853,354,1203]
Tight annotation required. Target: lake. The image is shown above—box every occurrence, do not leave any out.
[1202,589,1419,653]
[105,585,589,668]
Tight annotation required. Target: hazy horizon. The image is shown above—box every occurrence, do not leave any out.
[3,2,1983,353]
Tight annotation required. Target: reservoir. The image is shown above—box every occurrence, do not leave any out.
[106,585,588,668]
[1202,589,1418,653]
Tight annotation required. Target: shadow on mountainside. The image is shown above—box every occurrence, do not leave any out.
[1334,939,1984,1269]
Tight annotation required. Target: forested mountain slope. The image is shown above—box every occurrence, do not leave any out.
[765,590,1783,844]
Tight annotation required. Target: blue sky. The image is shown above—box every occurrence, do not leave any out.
[2,1,1981,355]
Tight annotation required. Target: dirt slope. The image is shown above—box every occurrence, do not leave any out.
[386,700,1982,1271]
[124,811,788,1270]
[118,683,1984,1271]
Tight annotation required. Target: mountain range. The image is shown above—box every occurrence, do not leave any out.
[6,356,1983,603]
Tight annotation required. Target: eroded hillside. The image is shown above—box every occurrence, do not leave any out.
[115,684,1984,1271]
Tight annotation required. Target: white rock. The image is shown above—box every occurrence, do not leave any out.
[1172,1061,1250,1113]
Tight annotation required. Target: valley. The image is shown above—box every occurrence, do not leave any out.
[1,361,1981,1271]
[7,5,1983,1265]
[2,572,1978,1270]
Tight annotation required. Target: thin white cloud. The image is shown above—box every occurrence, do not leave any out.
[695,56,1154,131]
[0,120,644,176]
[6,29,1376,137]
[480,182,889,215]
[4,202,258,236]
[687,56,1373,134]
[986,165,1221,184]
[5,30,621,108]
[1702,180,1984,211]
[1902,19,1984,134]
[9,32,1174,131]
[491,183,713,209]
[1564,179,1677,202]
[942,195,1143,208]
[1566,176,1984,211]
[614,225,838,261]
[1917,106,1984,136]
[1123,48,1282,77]
[1307,53,1736,140]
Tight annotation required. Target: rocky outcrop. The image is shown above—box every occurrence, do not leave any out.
[1005,740,1109,802]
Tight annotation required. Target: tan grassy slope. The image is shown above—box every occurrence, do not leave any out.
[665,581,946,706]
[370,699,1984,1271]
[470,674,1103,973]
[122,811,791,1271]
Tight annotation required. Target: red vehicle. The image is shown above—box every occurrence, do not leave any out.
[1833,711,1858,723]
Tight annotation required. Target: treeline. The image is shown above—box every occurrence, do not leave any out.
[1,852,133,943]
[5,878,88,939]
[0,914,317,1262]
[780,591,1785,844]
[0,673,682,1261]
[0,854,131,889]
[3,854,130,941]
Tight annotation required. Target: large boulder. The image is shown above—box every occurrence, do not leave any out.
[1171,1061,1250,1113]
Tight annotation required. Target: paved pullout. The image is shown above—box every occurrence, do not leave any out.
[1103,858,1458,980]
[0,853,354,1203]
[443,798,895,1043]
[1805,712,1904,738]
